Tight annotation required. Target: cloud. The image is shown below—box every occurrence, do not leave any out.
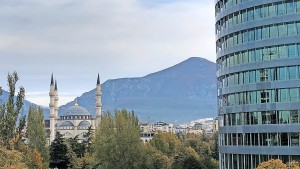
[0,0,215,106]
[26,91,77,107]
[26,91,75,96]
[26,95,76,107]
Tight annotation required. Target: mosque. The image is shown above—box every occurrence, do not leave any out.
[48,74,102,143]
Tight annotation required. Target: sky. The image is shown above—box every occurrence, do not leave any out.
[0,0,215,107]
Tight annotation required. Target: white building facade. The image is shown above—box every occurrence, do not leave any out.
[49,74,102,143]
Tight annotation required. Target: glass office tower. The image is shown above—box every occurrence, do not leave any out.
[215,0,300,168]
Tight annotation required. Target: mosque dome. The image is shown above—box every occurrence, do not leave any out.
[60,121,74,127]
[62,102,90,116]
[78,121,91,127]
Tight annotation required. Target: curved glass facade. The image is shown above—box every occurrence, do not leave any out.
[216,0,300,168]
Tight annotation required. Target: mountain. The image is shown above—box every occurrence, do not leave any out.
[60,57,217,123]
[0,89,50,118]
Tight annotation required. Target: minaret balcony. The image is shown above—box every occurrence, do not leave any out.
[49,103,55,107]
[49,114,56,118]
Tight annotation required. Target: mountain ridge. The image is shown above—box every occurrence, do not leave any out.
[0,57,217,123]
[0,89,49,117]
[60,57,217,123]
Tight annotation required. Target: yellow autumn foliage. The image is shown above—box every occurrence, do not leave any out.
[0,145,28,169]
[256,159,300,169]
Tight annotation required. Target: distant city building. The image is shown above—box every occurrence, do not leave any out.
[212,117,219,133]
[188,128,203,135]
[140,118,216,143]
[189,118,214,135]
[216,0,300,168]
[174,125,189,135]
[193,122,203,130]
[187,122,204,135]
[140,122,174,143]
[140,132,155,143]
[48,74,102,143]
[153,121,175,133]
[140,123,154,133]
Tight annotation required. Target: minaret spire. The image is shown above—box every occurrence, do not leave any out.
[97,73,100,85]
[51,73,54,85]
[55,80,58,91]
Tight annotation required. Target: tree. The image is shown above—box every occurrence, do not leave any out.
[17,115,26,138]
[23,149,44,169]
[0,143,45,169]
[67,135,85,158]
[180,133,218,169]
[172,147,203,169]
[27,106,50,164]
[211,133,219,160]
[93,109,143,169]
[50,132,72,169]
[0,145,28,169]
[66,130,94,168]
[141,144,171,169]
[287,161,300,169]
[82,126,94,155]
[256,159,287,169]
[150,132,182,157]
[0,72,46,169]
[256,159,300,169]
[0,72,25,147]
[66,142,78,169]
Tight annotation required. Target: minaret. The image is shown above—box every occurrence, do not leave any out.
[54,80,59,128]
[95,73,102,127]
[49,74,56,143]
[54,80,59,120]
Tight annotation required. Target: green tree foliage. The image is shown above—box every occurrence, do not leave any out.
[27,106,50,164]
[0,72,47,169]
[45,108,218,169]
[17,115,26,137]
[83,126,94,155]
[141,144,171,169]
[150,132,218,169]
[65,126,94,168]
[50,132,72,169]
[172,147,202,169]
[70,154,93,169]
[67,135,86,158]
[0,72,45,169]
[93,109,143,169]
[210,133,219,160]
[0,72,25,147]
[150,132,182,157]
[182,134,218,169]
[66,142,78,168]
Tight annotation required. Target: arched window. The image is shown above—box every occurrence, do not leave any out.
[63,132,73,139]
